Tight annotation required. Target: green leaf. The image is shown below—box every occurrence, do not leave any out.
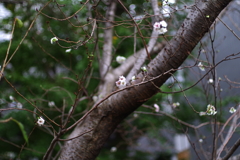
[11,118,29,145]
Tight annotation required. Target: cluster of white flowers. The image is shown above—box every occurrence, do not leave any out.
[37,117,45,126]
[116,56,126,64]
[16,102,23,109]
[206,104,217,115]
[115,76,126,89]
[9,95,22,109]
[48,101,55,107]
[50,37,58,44]
[229,107,236,113]
[172,102,180,108]
[199,104,217,116]
[162,0,176,17]
[153,20,168,34]
[198,62,205,71]
[154,104,160,112]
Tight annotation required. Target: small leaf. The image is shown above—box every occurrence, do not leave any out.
[11,118,29,145]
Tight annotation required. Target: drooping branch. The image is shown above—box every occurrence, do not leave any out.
[58,0,233,159]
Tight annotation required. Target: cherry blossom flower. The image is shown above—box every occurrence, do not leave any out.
[116,56,126,64]
[110,147,117,152]
[133,113,138,118]
[50,37,58,44]
[162,0,176,17]
[153,20,168,34]
[141,66,147,72]
[229,107,236,113]
[9,95,14,101]
[116,76,126,89]
[131,76,136,82]
[17,102,22,109]
[93,96,98,102]
[198,62,205,71]
[37,117,45,126]
[65,49,71,53]
[208,78,214,84]
[172,102,180,108]
[48,101,55,107]
[206,104,217,115]
[154,104,160,112]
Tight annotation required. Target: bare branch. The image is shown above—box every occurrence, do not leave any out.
[222,138,240,160]
[126,0,163,81]
[99,0,117,78]
[217,107,240,159]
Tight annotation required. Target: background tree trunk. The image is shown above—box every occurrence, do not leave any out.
[58,0,233,159]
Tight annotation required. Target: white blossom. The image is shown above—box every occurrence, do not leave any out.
[206,104,217,115]
[229,107,236,114]
[17,102,22,109]
[65,49,71,53]
[131,76,136,81]
[158,28,168,35]
[48,101,55,107]
[9,95,14,101]
[50,37,58,44]
[162,0,176,17]
[198,62,205,71]
[116,56,126,64]
[163,0,176,5]
[199,139,203,143]
[133,113,138,118]
[154,104,160,112]
[153,21,168,34]
[162,6,171,17]
[172,102,180,108]
[37,117,45,126]
[208,78,214,84]
[93,96,98,102]
[110,146,117,152]
[141,66,147,72]
[116,76,126,89]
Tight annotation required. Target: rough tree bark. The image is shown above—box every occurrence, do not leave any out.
[58,0,233,159]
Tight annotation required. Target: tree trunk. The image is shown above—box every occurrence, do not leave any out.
[58,0,233,159]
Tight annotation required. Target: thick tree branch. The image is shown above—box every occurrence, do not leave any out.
[58,0,233,159]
